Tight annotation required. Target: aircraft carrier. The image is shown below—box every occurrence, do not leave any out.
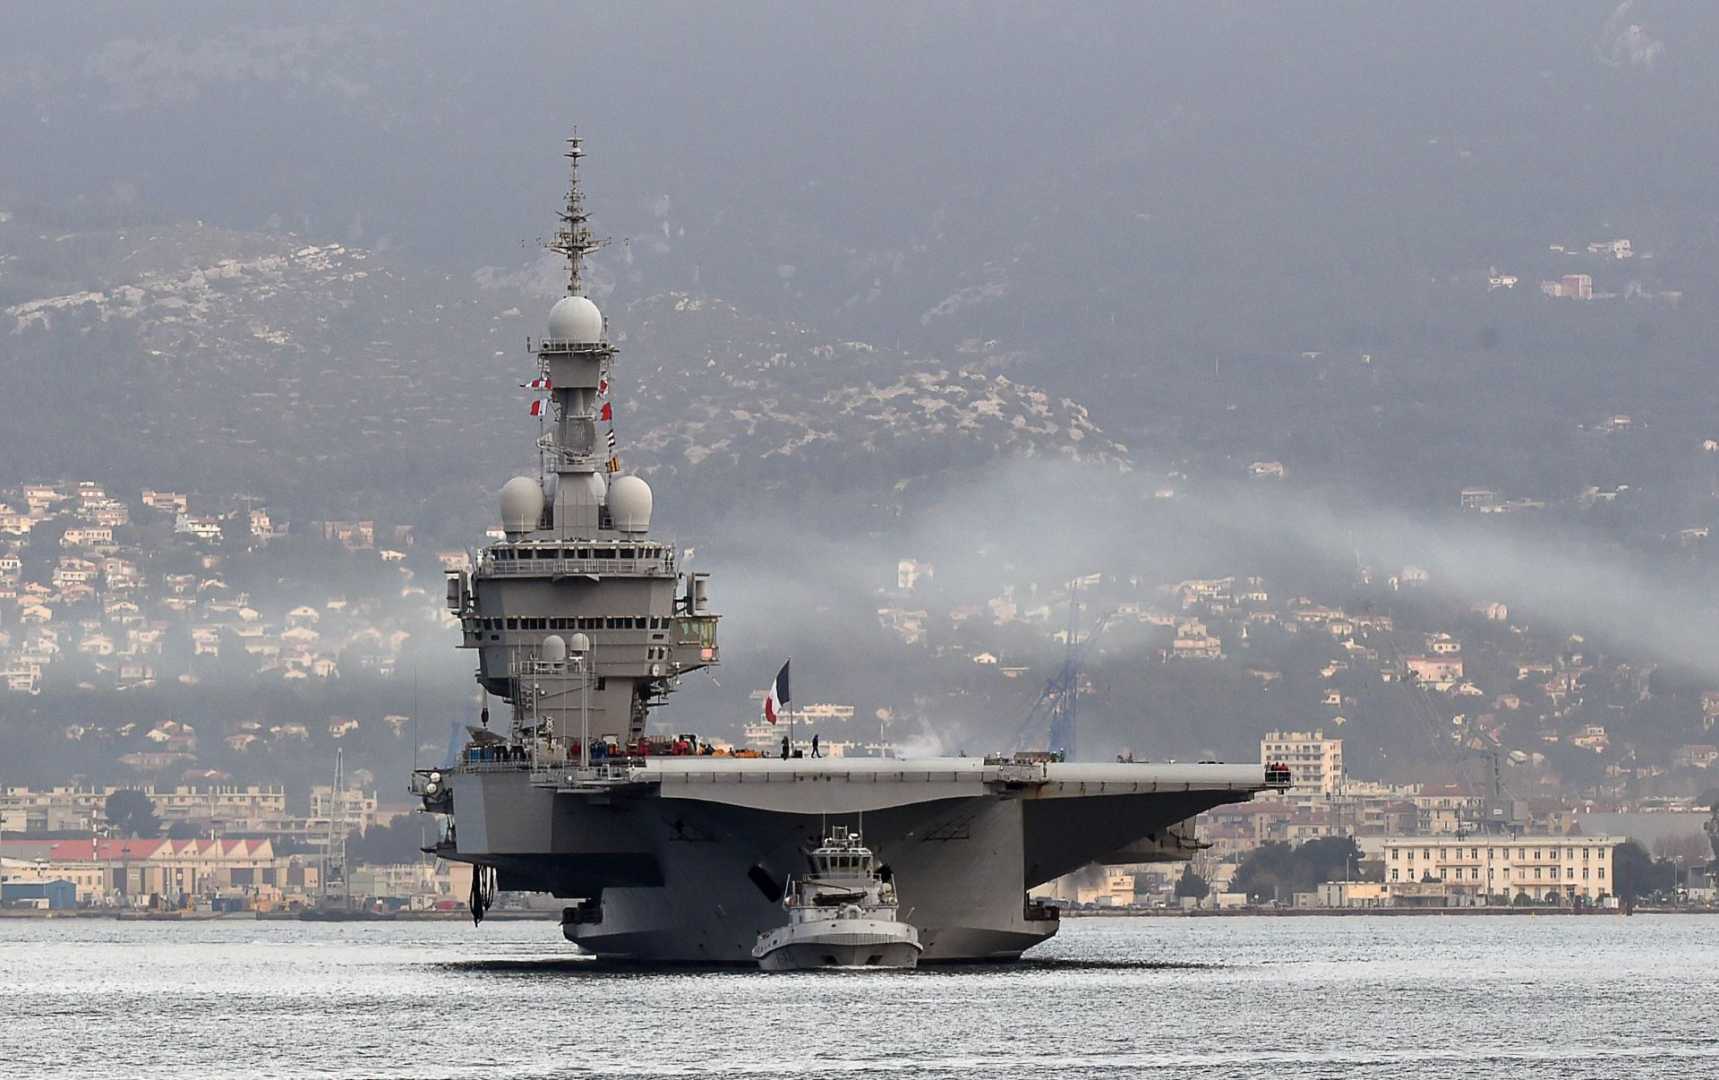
[414,135,1286,962]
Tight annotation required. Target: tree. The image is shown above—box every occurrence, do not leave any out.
[104,789,161,839]
[1614,839,1675,906]
[1231,837,1363,902]
[1230,841,1295,902]
[166,820,202,840]
[1174,865,1210,901]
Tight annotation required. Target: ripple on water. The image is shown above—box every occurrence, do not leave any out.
[2,915,1717,1079]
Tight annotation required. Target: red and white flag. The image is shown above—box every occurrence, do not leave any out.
[762,659,790,724]
[599,401,613,422]
[519,376,552,390]
[529,399,549,417]
[597,377,609,397]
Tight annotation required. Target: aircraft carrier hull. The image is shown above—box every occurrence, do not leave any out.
[439,757,1270,963]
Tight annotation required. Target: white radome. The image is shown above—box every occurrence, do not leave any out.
[499,475,545,535]
[546,295,604,343]
[607,474,653,534]
[541,634,567,664]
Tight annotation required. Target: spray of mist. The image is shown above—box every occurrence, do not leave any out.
[697,458,1717,683]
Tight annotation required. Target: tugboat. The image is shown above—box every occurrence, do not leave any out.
[753,827,922,971]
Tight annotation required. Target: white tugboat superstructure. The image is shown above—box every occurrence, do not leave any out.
[413,133,1288,962]
[753,827,921,971]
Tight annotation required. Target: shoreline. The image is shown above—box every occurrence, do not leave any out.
[0,908,559,921]
[1061,905,1707,917]
[3,906,1714,921]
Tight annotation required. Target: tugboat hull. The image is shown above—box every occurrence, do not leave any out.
[755,927,922,971]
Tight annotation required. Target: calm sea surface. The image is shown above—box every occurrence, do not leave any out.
[3,914,1716,1079]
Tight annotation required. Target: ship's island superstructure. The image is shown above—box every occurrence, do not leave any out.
[414,135,1285,962]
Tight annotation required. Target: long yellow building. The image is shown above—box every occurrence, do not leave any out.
[1383,835,1622,903]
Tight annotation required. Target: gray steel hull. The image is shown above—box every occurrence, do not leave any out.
[447,760,1262,963]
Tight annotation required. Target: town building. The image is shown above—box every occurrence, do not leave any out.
[347,859,474,909]
[743,702,864,756]
[310,785,380,832]
[1540,273,1594,300]
[11,836,313,908]
[1261,729,1345,800]
[1459,488,1499,511]
[1381,835,1621,904]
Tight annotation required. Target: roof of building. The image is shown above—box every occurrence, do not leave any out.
[48,838,167,861]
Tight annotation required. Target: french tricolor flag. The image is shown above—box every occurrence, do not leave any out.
[763,659,790,724]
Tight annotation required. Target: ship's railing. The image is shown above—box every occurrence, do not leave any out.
[530,761,640,790]
[535,339,612,355]
[483,555,674,578]
[441,743,534,773]
[448,758,531,774]
[655,765,998,785]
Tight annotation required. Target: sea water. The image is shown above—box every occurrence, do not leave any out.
[2,914,1715,1078]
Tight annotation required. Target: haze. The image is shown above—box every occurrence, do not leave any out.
[2,1,1717,791]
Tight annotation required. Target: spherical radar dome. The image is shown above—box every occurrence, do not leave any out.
[546,295,604,344]
[607,474,653,534]
[499,475,545,535]
[541,634,567,664]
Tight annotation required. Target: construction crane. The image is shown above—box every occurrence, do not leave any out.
[1015,584,1115,761]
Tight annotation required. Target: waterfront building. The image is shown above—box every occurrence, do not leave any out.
[1260,729,1345,801]
[1316,880,1388,908]
[1381,835,1622,903]
[21,837,317,907]
[348,860,473,908]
